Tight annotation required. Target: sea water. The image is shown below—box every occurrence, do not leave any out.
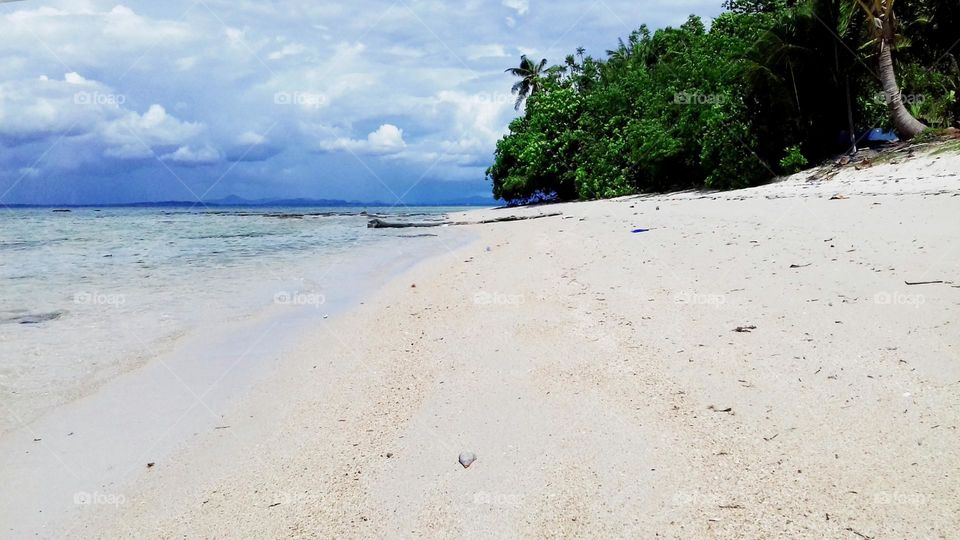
[0,206,462,433]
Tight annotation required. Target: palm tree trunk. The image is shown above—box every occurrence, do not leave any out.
[877,31,926,139]
[846,74,857,154]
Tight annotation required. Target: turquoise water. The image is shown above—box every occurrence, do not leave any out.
[0,206,465,431]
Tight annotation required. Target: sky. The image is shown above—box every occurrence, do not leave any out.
[0,0,724,205]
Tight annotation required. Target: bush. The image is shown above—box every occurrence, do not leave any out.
[779,145,808,175]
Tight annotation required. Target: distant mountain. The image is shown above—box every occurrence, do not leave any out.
[5,195,496,209]
[203,196,382,207]
[424,195,498,207]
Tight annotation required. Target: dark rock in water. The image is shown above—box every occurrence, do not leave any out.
[52,209,71,213]
[458,451,477,469]
[7,312,64,325]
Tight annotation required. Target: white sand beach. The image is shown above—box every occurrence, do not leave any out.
[6,149,960,538]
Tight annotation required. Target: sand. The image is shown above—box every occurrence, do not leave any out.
[16,150,960,538]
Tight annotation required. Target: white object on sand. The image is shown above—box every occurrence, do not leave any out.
[458,451,476,468]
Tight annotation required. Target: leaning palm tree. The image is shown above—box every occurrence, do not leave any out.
[505,55,548,110]
[854,0,927,138]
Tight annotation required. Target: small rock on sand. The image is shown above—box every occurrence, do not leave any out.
[458,451,476,469]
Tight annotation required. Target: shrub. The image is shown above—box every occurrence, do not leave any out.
[779,145,808,175]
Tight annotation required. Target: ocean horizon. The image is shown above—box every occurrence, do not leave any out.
[1,195,497,209]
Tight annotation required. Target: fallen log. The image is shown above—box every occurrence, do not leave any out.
[367,219,442,228]
[367,212,562,228]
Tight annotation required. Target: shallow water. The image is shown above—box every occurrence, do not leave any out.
[0,206,465,432]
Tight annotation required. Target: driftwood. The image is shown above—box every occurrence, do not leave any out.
[368,212,562,229]
[367,219,441,228]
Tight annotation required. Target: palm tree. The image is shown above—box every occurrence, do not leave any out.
[606,37,634,63]
[506,55,548,110]
[854,0,927,138]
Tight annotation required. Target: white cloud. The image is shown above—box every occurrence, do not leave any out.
[320,124,406,155]
[225,27,245,45]
[0,0,727,202]
[367,124,406,151]
[0,71,206,165]
[502,0,530,16]
[468,44,510,60]
[162,145,221,165]
[0,4,195,69]
[392,90,513,165]
[0,74,114,144]
[268,43,306,60]
[100,104,204,159]
[237,131,268,145]
[64,72,91,85]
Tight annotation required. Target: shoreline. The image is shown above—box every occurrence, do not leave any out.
[0,208,473,434]
[0,225,474,537]
[7,149,960,538]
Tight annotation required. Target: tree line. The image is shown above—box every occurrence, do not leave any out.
[488,0,959,203]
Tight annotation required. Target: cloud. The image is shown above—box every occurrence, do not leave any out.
[367,124,406,151]
[237,131,268,145]
[162,145,221,165]
[319,124,407,155]
[0,71,203,164]
[225,131,281,162]
[0,74,100,145]
[0,0,726,203]
[502,0,530,16]
[0,3,195,69]
[268,43,307,60]
[100,104,204,160]
[469,44,510,60]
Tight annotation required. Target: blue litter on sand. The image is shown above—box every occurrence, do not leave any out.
[632,228,650,233]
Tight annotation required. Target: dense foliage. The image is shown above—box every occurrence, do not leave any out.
[487,0,959,203]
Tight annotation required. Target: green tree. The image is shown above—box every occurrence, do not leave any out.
[487,0,956,204]
[505,55,549,110]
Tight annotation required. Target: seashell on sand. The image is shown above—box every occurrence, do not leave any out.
[458,451,477,469]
